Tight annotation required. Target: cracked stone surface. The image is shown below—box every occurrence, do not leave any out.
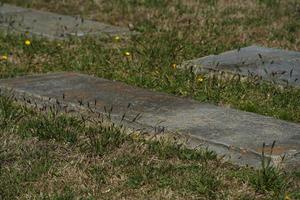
[182,45,300,87]
[0,4,133,39]
[0,72,299,169]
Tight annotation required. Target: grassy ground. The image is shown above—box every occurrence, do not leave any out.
[0,95,299,199]
[0,0,299,123]
[0,0,300,199]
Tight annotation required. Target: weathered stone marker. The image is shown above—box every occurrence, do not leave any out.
[0,4,133,39]
[0,72,299,169]
[182,45,300,87]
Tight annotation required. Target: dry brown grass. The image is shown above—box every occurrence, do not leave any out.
[0,110,271,199]
[1,1,300,199]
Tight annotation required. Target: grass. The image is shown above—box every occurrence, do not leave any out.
[0,0,300,123]
[0,95,299,199]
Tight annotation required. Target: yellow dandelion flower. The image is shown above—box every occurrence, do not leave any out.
[124,51,131,57]
[171,63,177,69]
[197,75,204,83]
[1,55,8,60]
[25,39,31,46]
[114,36,120,41]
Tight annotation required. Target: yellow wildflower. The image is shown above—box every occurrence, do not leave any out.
[25,39,31,46]
[0,55,8,60]
[124,51,131,57]
[197,75,204,83]
[114,36,120,41]
[171,63,177,69]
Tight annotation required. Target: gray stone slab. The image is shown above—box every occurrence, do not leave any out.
[0,72,299,169]
[182,45,300,86]
[0,4,133,39]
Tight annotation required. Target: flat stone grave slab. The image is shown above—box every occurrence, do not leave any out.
[0,72,299,169]
[0,4,133,39]
[182,45,300,87]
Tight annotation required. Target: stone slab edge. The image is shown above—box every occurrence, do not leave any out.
[181,59,288,88]
[0,78,291,169]
[0,4,138,40]
[180,47,300,88]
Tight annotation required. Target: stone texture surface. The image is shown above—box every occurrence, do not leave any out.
[0,4,133,39]
[182,45,300,86]
[0,72,299,169]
